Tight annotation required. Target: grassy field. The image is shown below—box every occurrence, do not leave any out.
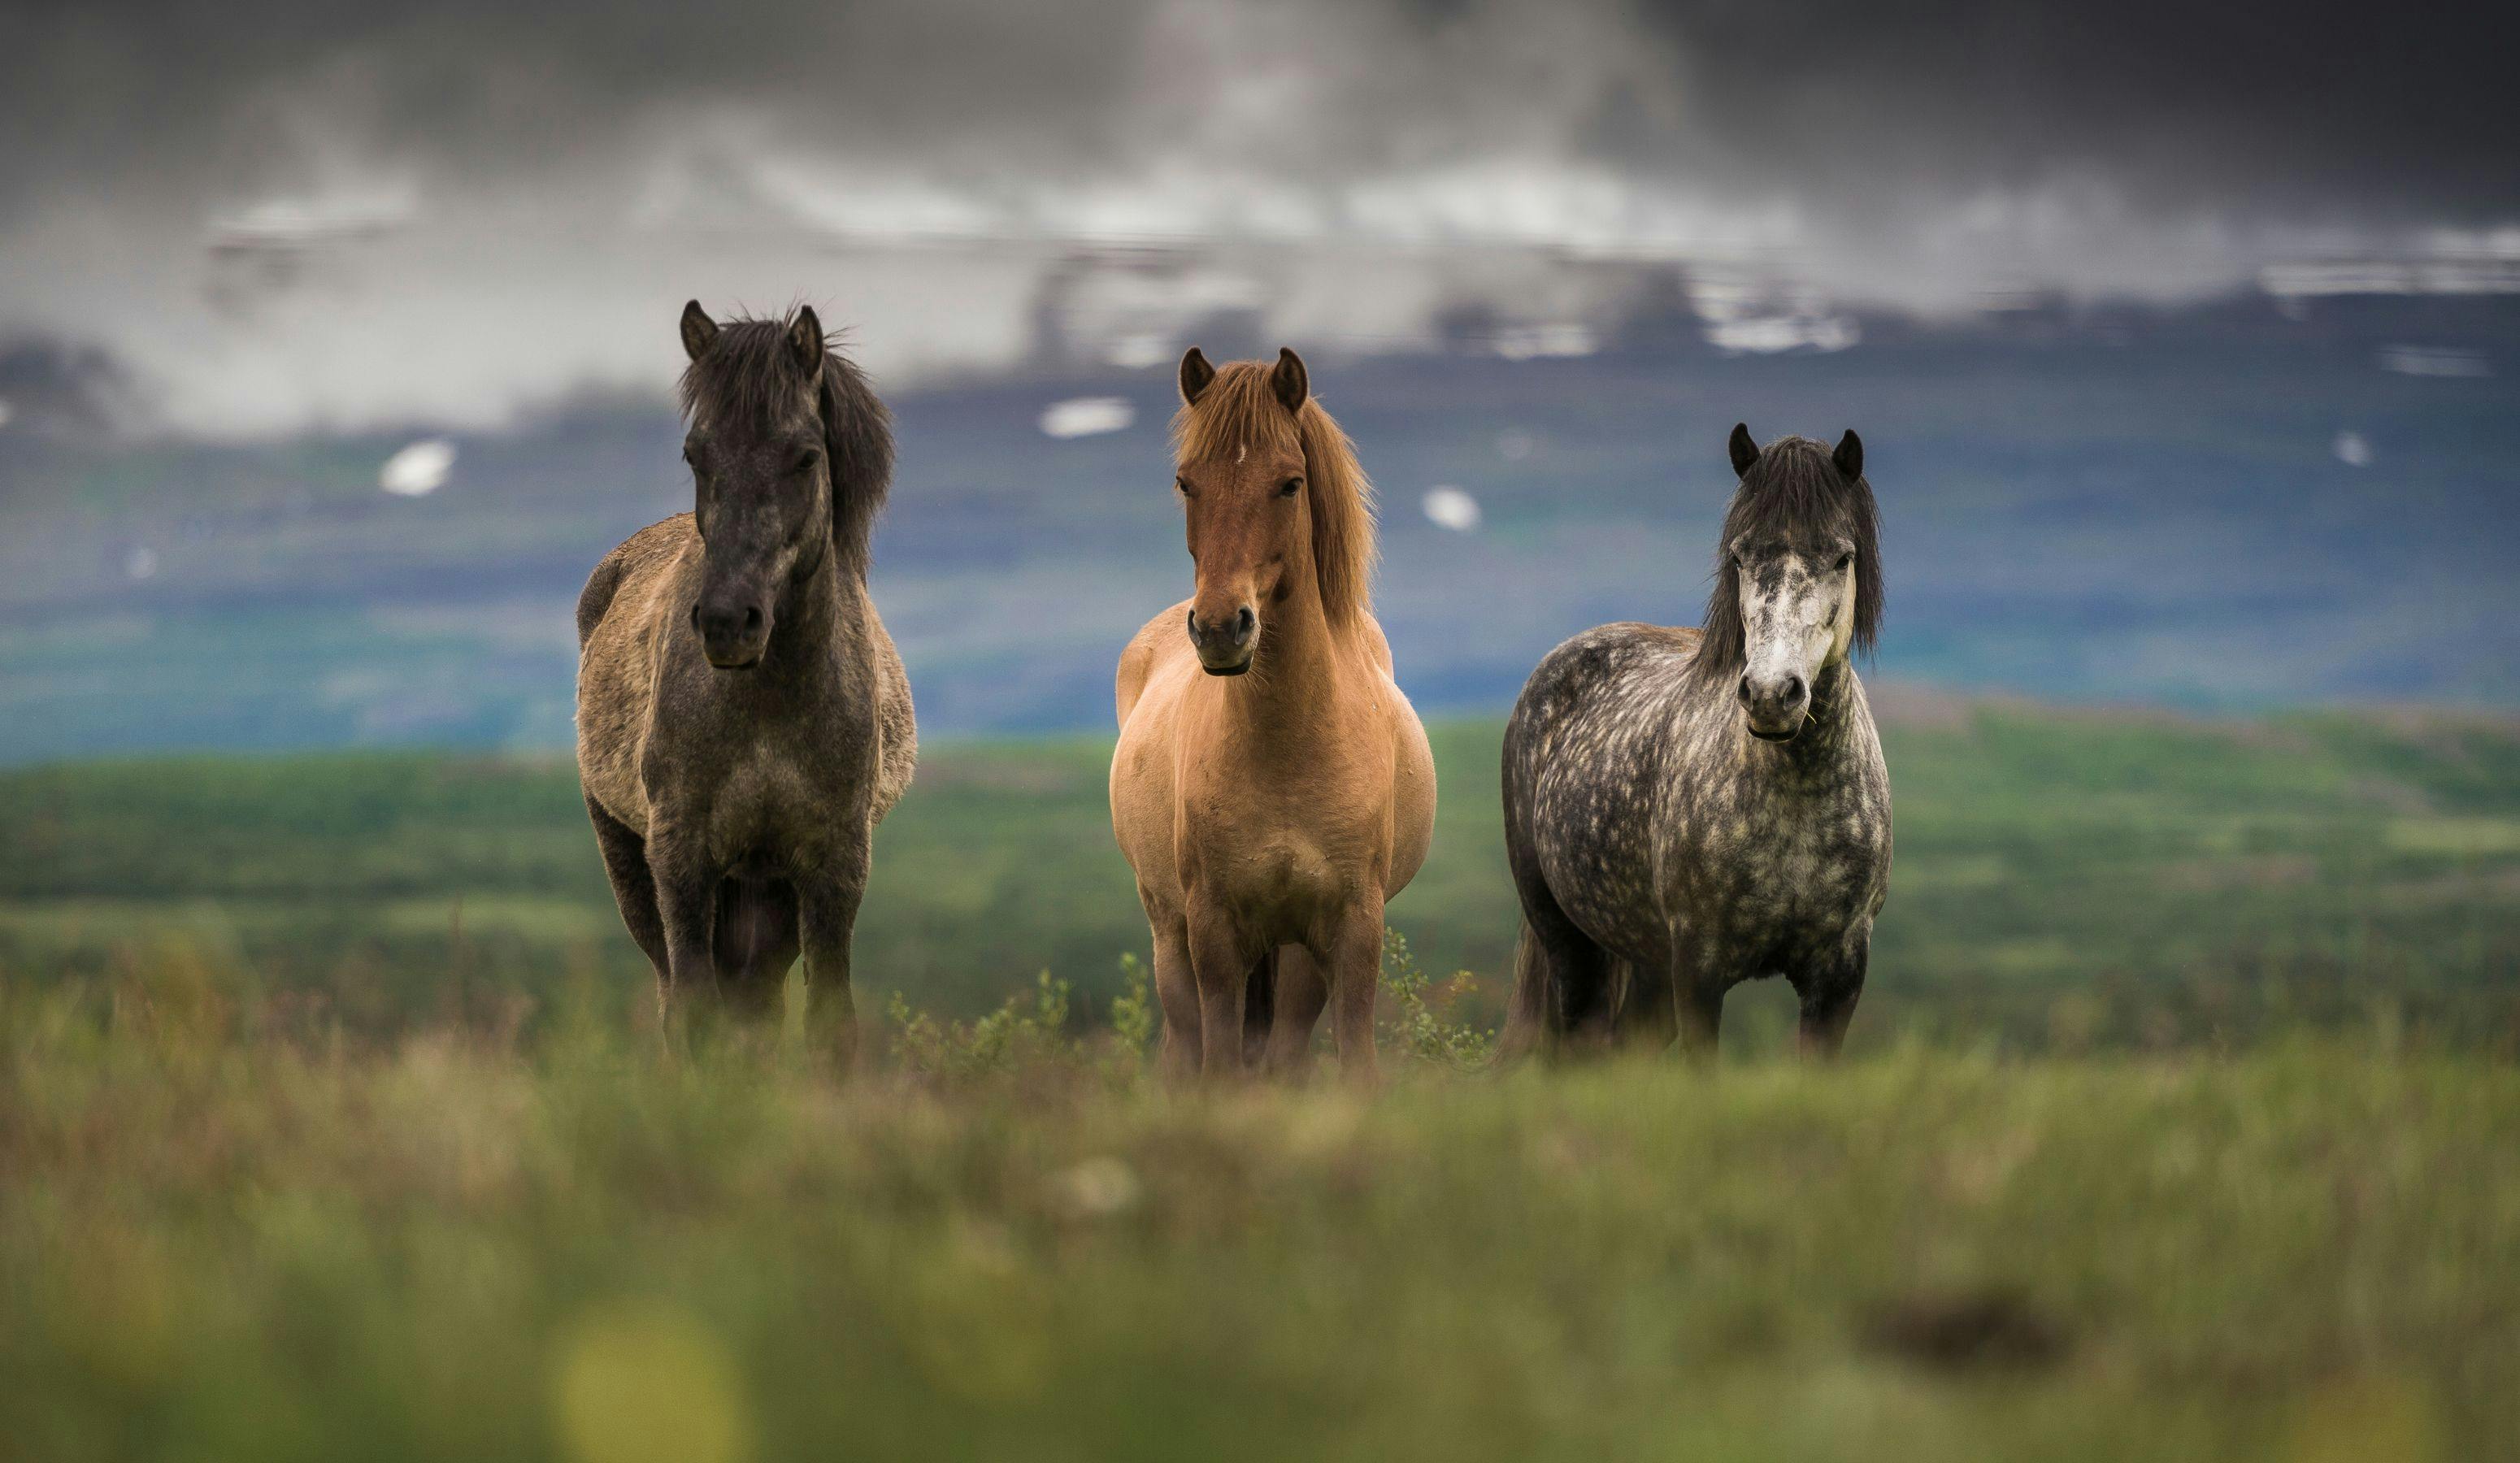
[5,700,2519,1457]
[2,700,2518,1051]
[4,979,2517,1461]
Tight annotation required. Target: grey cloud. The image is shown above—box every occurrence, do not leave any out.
[2,0,2512,433]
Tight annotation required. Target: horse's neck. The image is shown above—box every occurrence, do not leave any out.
[1772,658,1868,767]
[1223,566,1349,718]
[1685,656,1868,778]
[763,542,857,674]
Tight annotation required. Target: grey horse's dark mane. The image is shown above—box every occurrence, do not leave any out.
[677,310,893,569]
[1688,435,1883,689]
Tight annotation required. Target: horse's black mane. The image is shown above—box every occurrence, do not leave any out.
[677,310,894,569]
[1689,434,1883,688]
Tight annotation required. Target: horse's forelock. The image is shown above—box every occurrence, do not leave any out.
[677,309,893,567]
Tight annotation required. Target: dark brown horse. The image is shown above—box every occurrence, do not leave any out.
[1501,425,1891,1061]
[575,302,915,1053]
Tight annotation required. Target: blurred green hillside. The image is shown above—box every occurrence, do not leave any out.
[3,697,2515,1052]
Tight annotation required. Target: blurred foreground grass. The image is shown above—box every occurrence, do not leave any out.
[4,968,2516,1462]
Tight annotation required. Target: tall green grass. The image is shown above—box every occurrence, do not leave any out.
[3,967,2514,1461]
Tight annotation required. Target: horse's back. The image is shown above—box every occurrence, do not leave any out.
[866,603,917,823]
[576,516,702,831]
[1362,610,1436,897]
[1114,599,1195,730]
[1520,619,1697,706]
[1503,622,1705,954]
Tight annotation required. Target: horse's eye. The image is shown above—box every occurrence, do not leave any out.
[1279,477,1302,497]
[1835,552,1855,571]
[1175,478,1193,497]
[793,451,821,477]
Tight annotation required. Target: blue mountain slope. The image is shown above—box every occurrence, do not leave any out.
[0,296,2513,761]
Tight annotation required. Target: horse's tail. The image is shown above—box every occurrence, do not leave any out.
[1497,923,1551,1062]
[1241,949,1276,1069]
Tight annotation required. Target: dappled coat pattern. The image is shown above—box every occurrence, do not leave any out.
[1501,430,1891,1057]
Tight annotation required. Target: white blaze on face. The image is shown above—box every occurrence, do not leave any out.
[1739,550,1851,691]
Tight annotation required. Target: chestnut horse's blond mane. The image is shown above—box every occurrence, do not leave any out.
[1171,361,1377,627]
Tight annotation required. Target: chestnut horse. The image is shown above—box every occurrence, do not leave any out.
[1110,348,1436,1081]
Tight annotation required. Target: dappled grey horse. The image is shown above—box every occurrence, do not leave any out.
[575,302,915,1053]
[1501,425,1891,1060]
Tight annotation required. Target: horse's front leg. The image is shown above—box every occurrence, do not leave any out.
[1321,896,1386,1085]
[644,815,725,1047]
[1184,901,1250,1080]
[797,823,873,1071]
[1790,939,1867,1060]
[1145,909,1202,1083]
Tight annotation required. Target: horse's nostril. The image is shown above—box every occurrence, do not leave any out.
[742,606,762,632]
[1784,674,1806,703]
[1235,606,1256,640]
[1186,610,1198,637]
[690,604,702,633]
[1737,675,1754,704]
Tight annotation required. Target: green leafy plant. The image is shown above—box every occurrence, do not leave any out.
[885,970,1079,1081]
[1108,952,1155,1055]
[1379,927,1496,1070]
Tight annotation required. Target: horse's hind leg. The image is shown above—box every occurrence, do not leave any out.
[713,877,800,1020]
[1519,887,1614,1055]
[1505,851,1615,1057]
[1240,950,1276,1070]
[1262,945,1329,1077]
[585,795,667,982]
[1791,942,1867,1060]
[1616,958,1678,1049]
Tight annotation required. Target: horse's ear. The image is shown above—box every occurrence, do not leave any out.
[1271,347,1309,414]
[680,300,719,362]
[1833,428,1863,480]
[1179,346,1215,405]
[786,306,824,381]
[1728,422,1758,477]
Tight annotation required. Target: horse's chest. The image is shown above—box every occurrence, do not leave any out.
[1675,783,1887,947]
[645,696,869,860]
[707,750,819,844]
[1181,784,1371,929]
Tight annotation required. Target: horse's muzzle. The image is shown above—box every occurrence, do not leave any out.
[693,599,769,669]
[1188,606,1257,676]
[1739,671,1809,740]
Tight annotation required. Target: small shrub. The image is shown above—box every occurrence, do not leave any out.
[1379,928,1496,1070]
[1108,952,1156,1055]
[885,970,1080,1081]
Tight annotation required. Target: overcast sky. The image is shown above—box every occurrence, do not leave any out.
[5,0,2514,435]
